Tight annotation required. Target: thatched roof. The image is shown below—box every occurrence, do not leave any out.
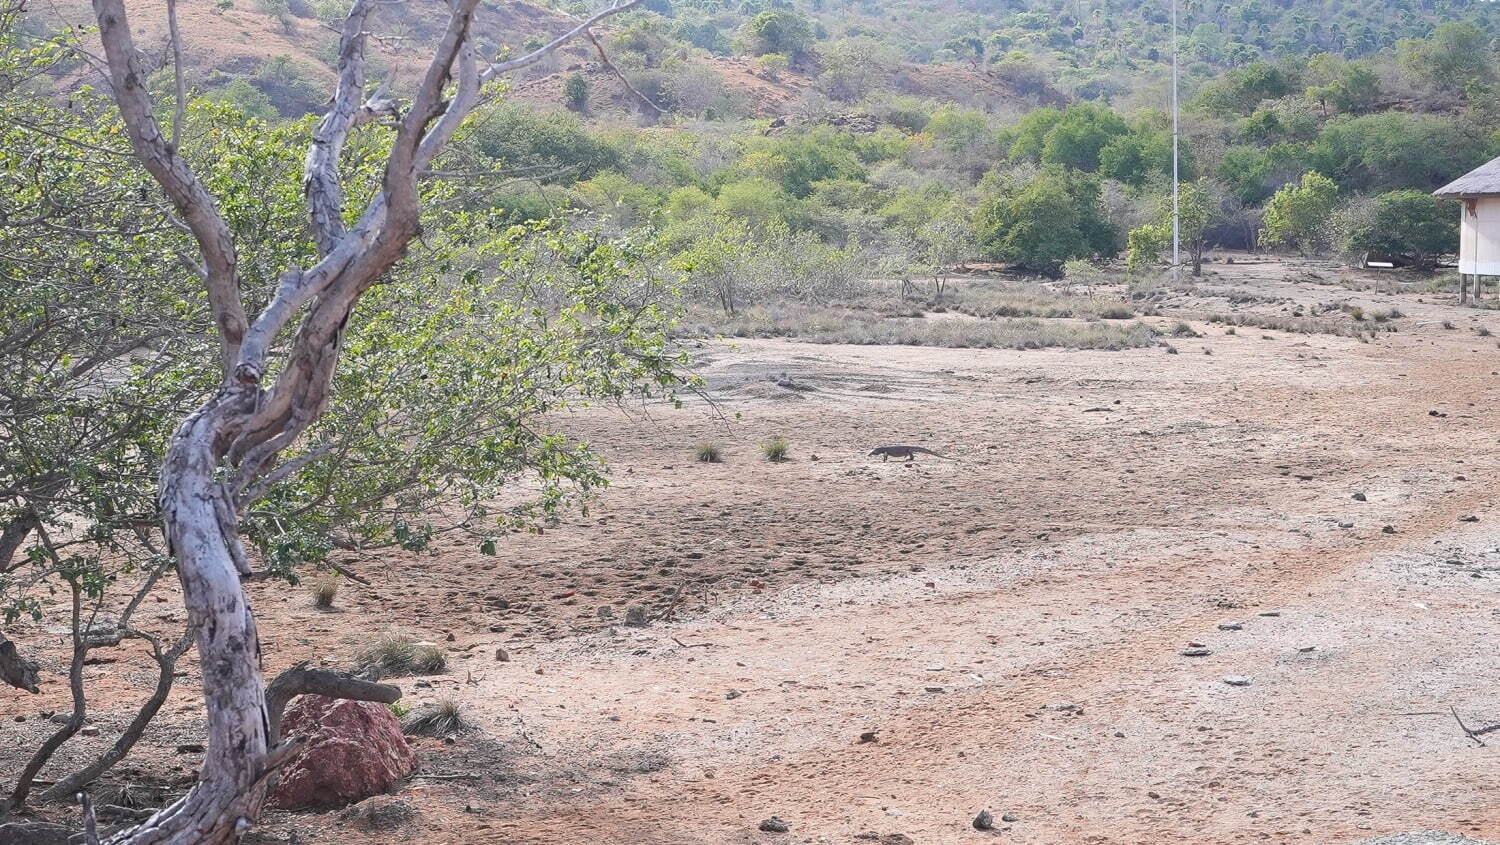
[1435,156,1500,198]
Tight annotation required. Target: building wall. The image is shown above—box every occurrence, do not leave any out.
[1460,197,1500,276]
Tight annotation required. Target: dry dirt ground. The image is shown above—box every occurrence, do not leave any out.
[8,257,1500,844]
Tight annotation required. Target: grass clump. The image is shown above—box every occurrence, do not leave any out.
[310,575,339,609]
[761,436,790,462]
[354,633,448,679]
[695,442,723,463]
[401,699,472,737]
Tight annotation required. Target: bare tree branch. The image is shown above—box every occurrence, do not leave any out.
[93,0,246,375]
[584,27,664,116]
[481,0,647,80]
[303,0,375,257]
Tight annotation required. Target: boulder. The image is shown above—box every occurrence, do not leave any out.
[270,695,417,810]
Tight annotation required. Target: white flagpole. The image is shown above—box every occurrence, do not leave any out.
[1171,0,1181,281]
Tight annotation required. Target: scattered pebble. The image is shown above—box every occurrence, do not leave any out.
[1180,647,1212,657]
[494,648,509,662]
[758,816,789,833]
[1352,492,1367,502]
[1460,515,1480,523]
[1224,676,1252,687]
[973,810,994,830]
[1217,623,1243,631]
[1002,812,1019,823]
[858,731,878,744]
[726,689,742,700]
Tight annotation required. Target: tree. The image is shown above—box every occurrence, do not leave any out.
[1263,171,1340,255]
[1304,54,1381,116]
[1398,22,1495,96]
[1335,190,1459,269]
[975,166,1115,277]
[562,72,591,112]
[82,0,654,839]
[740,9,813,58]
[1126,180,1222,277]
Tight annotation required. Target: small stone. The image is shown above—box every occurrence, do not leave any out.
[924,686,945,693]
[1338,521,1354,529]
[1217,623,1243,631]
[758,816,789,833]
[1352,492,1367,501]
[596,605,614,619]
[1001,812,1019,823]
[1258,611,1281,617]
[1179,647,1212,657]
[858,731,878,744]
[12,715,22,723]
[973,810,994,830]
[1297,646,1316,653]
[80,725,99,737]
[1382,525,1397,534]
[415,679,432,688]
[176,743,205,754]
[1460,515,1480,523]
[1223,676,1252,686]
[494,648,509,662]
[624,606,649,627]
[444,632,455,642]
[725,689,742,700]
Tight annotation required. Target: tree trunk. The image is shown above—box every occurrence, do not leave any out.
[104,396,275,845]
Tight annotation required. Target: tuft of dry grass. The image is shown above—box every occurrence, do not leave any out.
[401,699,472,737]
[311,576,339,610]
[761,437,790,462]
[354,634,448,679]
[695,442,723,463]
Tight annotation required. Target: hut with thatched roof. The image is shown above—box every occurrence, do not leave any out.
[1436,155,1500,303]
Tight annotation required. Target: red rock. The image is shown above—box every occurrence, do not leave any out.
[270,695,417,810]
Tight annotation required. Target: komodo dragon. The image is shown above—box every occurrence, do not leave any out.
[868,445,956,462]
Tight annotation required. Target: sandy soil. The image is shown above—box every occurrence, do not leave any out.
[7,258,1500,844]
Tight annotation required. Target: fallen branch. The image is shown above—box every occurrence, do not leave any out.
[264,661,402,743]
[671,637,712,649]
[1451,705,1500,747]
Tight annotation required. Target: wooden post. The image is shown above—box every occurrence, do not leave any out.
[1461,273,1470,305]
